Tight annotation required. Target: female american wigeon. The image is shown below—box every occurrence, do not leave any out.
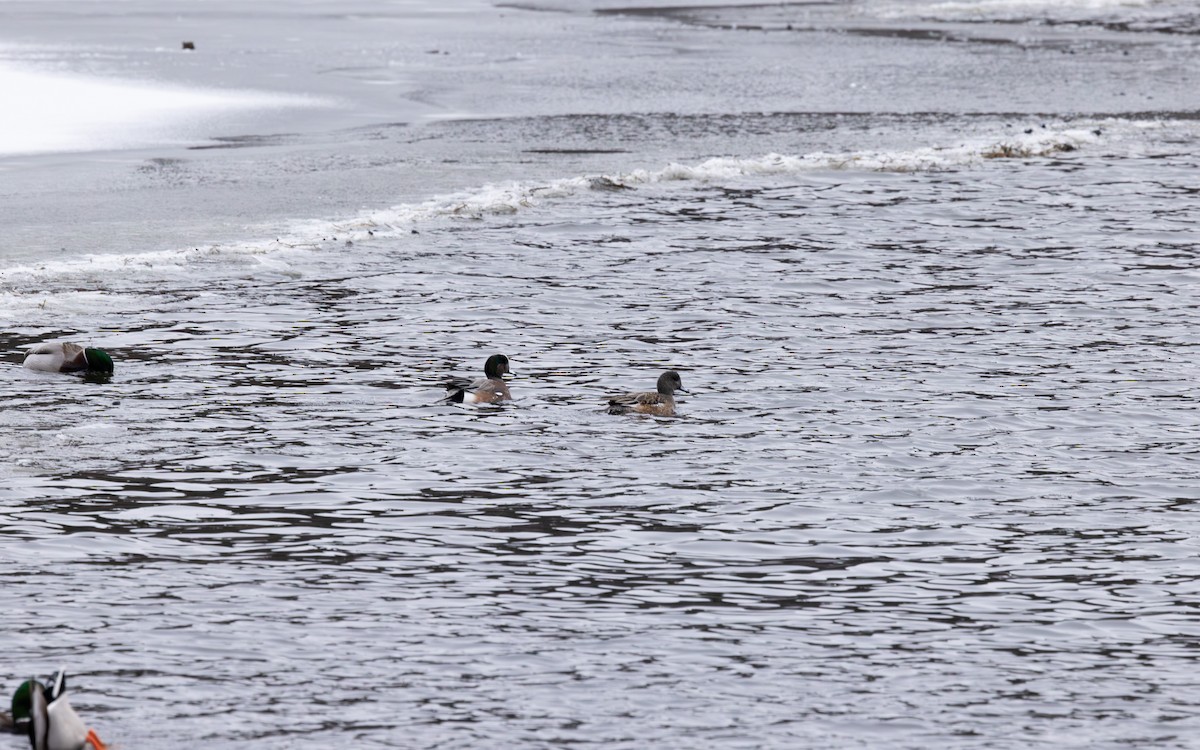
[444,354,512,404]
[607,370,686,416]
[23,342,114,375]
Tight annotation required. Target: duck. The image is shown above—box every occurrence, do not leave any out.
[607,370,686,416]
[23,343,113,375]
[6,668,107,750]
[444,354,512,404]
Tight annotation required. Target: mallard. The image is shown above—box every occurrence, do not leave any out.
[7,669,107,750]
[23,343,113,375]
[607,370,687,416]
[444,354,512,404]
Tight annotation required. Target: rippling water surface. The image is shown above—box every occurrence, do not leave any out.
[5,136,1200,747]
[4,1,1200,748]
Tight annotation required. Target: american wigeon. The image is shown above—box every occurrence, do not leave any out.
[7,668,108,750]
[23,342,113,375]
[444,354,512,404]
[607,370,686,416]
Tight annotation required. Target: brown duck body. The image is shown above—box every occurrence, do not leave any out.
[447,376,511,404]
[607,370,685,416]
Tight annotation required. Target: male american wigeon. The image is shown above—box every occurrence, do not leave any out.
[607,370,686,416]
[23,342,114,375]
[444,354,512,404]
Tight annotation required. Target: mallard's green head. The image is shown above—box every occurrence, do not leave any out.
[83,348,114,374]
[10,679,38,728]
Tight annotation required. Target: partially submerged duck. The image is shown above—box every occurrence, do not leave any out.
[23,343,113,376]
[607,370,686,416]
[6,668,107,750]
[444,354,512,404]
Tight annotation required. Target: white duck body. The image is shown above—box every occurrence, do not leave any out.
[29,673,90,750]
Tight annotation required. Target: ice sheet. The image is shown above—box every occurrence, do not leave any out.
[0,61,323,156]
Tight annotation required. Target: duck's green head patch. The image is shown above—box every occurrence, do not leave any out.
[84,348,114,374]
[10,678,39,727]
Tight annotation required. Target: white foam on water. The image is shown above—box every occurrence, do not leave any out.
[0,118,1184,313]
[340,118,1126,226]
[869,0,1157,20]
[0,60,324,157]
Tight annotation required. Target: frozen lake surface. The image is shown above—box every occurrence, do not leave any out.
[2,1,1200,747]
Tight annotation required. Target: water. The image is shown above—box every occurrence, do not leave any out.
[3,1,1200,748]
